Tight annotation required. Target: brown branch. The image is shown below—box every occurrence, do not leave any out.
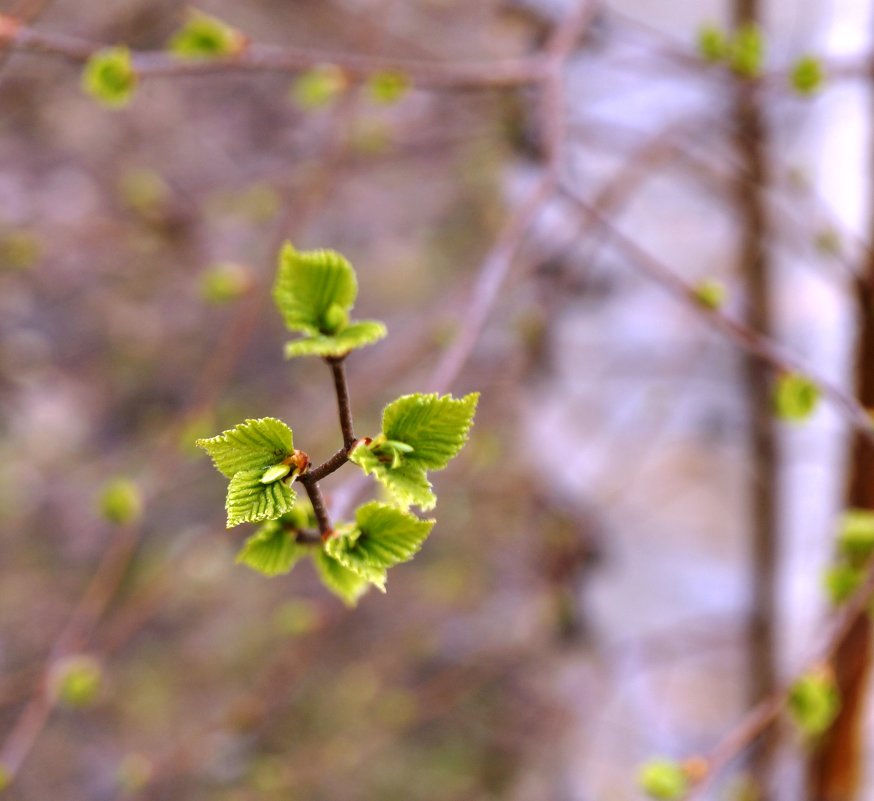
[558,185,874,446]
[326,357,356,448]
[0,14,547,90]
[299,477,333,538]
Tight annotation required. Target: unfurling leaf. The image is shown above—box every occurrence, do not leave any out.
[637,759,689,801]
[273,243,386,358]
[169,10,245,59]
[325,502,435,590]
[791,56,825,96]
[82,46,137,107]
[351,392,479,510]
[226,469,296,528]
[312,549,369,606]
[196,417,294,478]
[98,478,143,525]
[773,372,820,422]
[237,519,308,576]
[789,669,840,737]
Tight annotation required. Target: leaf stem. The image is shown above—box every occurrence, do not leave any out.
[326,356,356,448]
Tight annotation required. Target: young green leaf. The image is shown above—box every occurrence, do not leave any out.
[350,444,436,510]
[312,549,370,607]
[773,373,821,422]
[98,478,143,525]
[325,502,435,590]
[837,508,874,560]
[169,10,245,59]
[729,23,765,78]
[789,669,840,737]
[237,520,308,577]
[82,46,137,108]
[273,243,386,357]
[283,321,387,359]
[637,759,689,801]
[791,56,825,97]
[196,417,294,478]
[226,469,296,528]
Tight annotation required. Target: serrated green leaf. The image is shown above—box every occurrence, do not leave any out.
[382,392,479,470]
[637,759,688,801]
[237,520,308,576]
[312,549,369,606]
[791,56,825,96]
[226,469,296,528]
[350,443,436,510]
[169,10,245,59]
[283,320,387,359]
[789,670,840,737]
[325,502,434,590]
[838,508,874,560]
[82,46,137,108]
[196,417,293,478]
[273,243,359,335]
[774,373,821,422]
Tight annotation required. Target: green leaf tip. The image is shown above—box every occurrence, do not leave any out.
[325,502,435,591]
[98,478,143,525]
[637,759,689,801]
[169,10,246,59]
[789,668,840,738]
[82,46,137,108]
[773,372,821,422]
[350,392,478,510]
[273,243,386,358]
[791,56,825,97]
[237,519,308,577]
[313,548,370,607]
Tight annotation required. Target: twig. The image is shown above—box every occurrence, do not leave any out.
[299,477,333,538]
[0,14,547,90]
[326,357,356,448]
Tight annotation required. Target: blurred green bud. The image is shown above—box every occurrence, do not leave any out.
[823,562,862,605]
[200,262,252,304]
[98,479,143,525]
[638,759,689,800]
[773,372,821,423]
[697,24,728,63]
[789,668,840,737]
[169,10,246,59]
[51,655,103,709]
[272,599,321,636]
[291,65,346,109]
[0,764,9,791]
[729,24,765,78]
[815,228,842,257]
[82,46,137,108]
[791,56,825,97]
[0,229,40,272]
[118,168,170,218]
[838,508,874,560]
[367,70,410,104]
[116,752,153,793]
[691,278,726,310]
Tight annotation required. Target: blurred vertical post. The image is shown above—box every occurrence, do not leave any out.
[732,0,780,792]
[804,49,874,801]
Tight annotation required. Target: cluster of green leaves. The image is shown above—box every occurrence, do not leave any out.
[823,508,874,604]
[788,668,840,738]
[198,243,478,605]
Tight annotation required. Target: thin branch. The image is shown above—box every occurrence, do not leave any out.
[558,184,874,446]
[0,14,547,89]
[300,477,333,538]
[326,357,356,448]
